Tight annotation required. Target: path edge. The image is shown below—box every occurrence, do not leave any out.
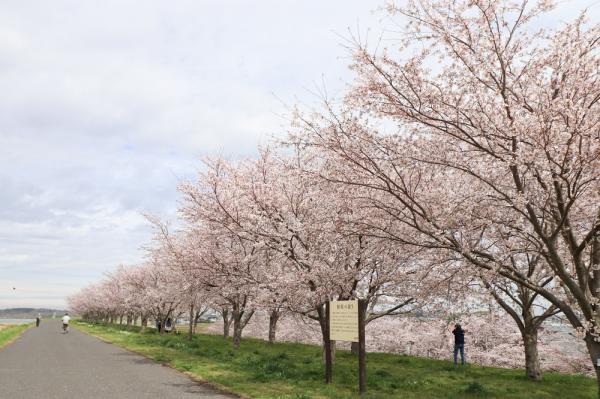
[0,323,34,351]
[72,325,249,399]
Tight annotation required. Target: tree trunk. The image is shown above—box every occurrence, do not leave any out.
[188,304,194,341]
[522,330,542,381]
[268,309,280,344]
[595,368,600,399]
[486,279,546,381]
[222,308,231,338]
[585,335,600,399]
[317,303,332,384]
[193,311,199,333]
[140,316,148,333]
[232,319,243,348]
[358,299,367,394]
[119,315,123,325]
[126,315,132,327]
[159,315,167,335]
[231,307,254,349]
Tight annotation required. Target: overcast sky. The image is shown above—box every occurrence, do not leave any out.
[0,1,598,309]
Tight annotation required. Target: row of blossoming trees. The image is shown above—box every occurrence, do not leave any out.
[70,0,600,391]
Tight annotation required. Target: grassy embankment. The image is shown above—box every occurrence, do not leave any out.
[0,323,32,349]
[74,321,595,399]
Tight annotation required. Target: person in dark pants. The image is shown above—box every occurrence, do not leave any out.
[35,313,41,327]
[452,323,465,365]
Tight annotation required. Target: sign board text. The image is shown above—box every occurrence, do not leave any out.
[329,300,359,342]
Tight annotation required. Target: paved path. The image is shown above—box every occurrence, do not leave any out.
[0,320,236,399]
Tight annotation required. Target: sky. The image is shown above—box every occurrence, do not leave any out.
[0,1,598,309]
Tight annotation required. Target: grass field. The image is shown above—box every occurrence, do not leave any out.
[73,321,595,399]
[0,323,32,349]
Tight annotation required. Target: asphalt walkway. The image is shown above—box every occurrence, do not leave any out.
[0,320,236,399]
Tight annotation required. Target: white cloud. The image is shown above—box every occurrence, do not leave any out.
[0,0,597,309]
[0,0,386,308]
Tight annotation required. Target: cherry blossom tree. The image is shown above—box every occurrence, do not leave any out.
[474,256,560,379]
[119,265,155,332]
[293,0,600,386]
[69,0,599,389]
[225,149,437,372]
[179,159,263,348]
[146,217,213,340]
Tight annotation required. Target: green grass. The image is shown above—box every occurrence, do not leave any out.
[0,323,32,349]
[73,321,596,399]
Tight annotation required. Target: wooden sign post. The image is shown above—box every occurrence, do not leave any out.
[358,299,367,394]
[324,302,333,384]
[329,299,367,394]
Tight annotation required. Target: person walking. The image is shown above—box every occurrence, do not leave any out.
[62,313,71,334]
[452,323,465,366]
[35,313,41,327]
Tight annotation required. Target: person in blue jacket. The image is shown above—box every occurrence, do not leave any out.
[452,324,466,365]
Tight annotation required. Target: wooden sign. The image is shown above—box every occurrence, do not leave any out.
[329,300,359,342]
